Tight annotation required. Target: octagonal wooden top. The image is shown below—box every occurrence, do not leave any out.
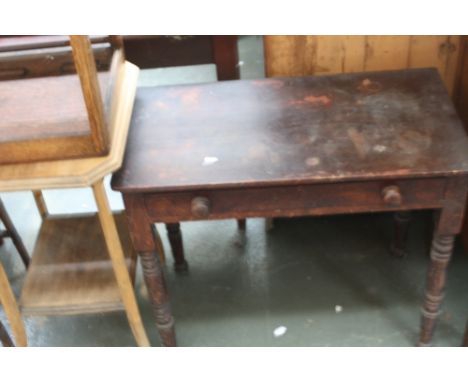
[0,61,139,192]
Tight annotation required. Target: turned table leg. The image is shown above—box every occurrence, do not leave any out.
[140,250,176,346]
[390,211,411,257]
[92,180,150,347]
[166,223,188,273]
[0,198,30,268]
[418,234,455,346]
[124,195,177,346]
[418,178,468,346]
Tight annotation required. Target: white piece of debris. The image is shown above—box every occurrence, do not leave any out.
[273,326,287,337]
[373,144,387,153]
[335,305,343,313]
[202,156,219,166]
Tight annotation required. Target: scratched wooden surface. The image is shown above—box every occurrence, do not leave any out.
[112,68,468,193]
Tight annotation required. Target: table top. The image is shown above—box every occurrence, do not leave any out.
[112,68,468,194]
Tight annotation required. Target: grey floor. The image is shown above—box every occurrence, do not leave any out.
[1,36,468,346]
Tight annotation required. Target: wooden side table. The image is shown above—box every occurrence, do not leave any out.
[112,68,468,346]
[0,61,150,346]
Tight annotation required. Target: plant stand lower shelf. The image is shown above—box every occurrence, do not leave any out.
[20,213,137,316]
[0,60,151,346]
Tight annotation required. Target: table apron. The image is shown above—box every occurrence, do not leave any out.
[142,177,448,223]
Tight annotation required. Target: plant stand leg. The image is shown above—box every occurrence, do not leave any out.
[92,179,150,347]
[0,261,27,346]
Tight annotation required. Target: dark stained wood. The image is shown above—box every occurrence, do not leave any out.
[0,36,239,81]
[166,223,188,273]
[0,197,29,268]
[0,35,109,53]
[0,319,14,347]
[237,219,246,230]
[212,36,239,80]
[390,211,411,257]
[141,178,447,223]
[122,194,177,346]
[455,37,468,252]
[463,320,468,346]
[0,35,113,81]
[113,68,468,346]
[113,68,468,194]
[122,35,213,69]
[140,250,176,346]
[419,234,455,346]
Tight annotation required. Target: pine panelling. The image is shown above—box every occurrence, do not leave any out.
[364,36,411,71]
[408,36,447,74]
[264,36,462,96]
[444,36,462,96]
[341,36,367,73]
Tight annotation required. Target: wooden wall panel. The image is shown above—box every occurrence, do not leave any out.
[264,35,462,96]
[364,36,411,71]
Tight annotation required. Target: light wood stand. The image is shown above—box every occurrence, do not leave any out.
[0,61,150,346]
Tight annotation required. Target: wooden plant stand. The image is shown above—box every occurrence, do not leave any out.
[0,61,150,346]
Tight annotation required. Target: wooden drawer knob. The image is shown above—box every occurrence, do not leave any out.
[382,185,402,206]
[191,197,211,218]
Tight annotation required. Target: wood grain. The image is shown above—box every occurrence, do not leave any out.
[0,61,139,191]
[20,213,137,315]
[93,181,150,346]
[142,178,447,223]
[264,36,462,95]
[0,198,30,267]
[0,261,27,346]
[112,69,468,193]
[70,35,109,154]
[32,190,48,219]
[114,67,468,347]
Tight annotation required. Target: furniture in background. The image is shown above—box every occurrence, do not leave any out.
[0,232,27,346]
[123,35,239,81]
[0,318,14,347]
[0,197,29,267]
[0,196,29,346]
[0,36,150,346]
[112,68,468,346]
[0,35,239,81]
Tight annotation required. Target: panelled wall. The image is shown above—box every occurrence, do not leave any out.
[264,36,462,96]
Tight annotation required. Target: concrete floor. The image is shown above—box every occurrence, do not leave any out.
[1,36,468,346]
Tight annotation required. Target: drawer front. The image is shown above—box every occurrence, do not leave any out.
[143,178,447,223]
